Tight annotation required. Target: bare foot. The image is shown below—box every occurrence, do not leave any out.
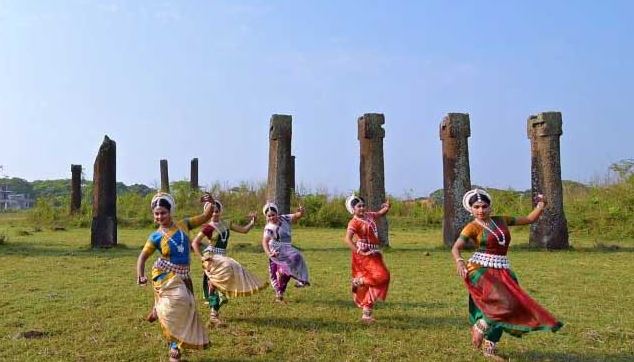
[146,307,157,323]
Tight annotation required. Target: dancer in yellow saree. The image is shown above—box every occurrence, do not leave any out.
[192,199,267,327]
[136,192,214,362]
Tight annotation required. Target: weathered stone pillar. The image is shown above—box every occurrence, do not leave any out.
[440,113,472,247]
[91,136,117,248]
[527,112,569,249]
[160,159,169,193]
[289,155,296,191]
[190,158,199,190]
[358,113,389,246]
[70,164,82,214]
[267,114,292,214]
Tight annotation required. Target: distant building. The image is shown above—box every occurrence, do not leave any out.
[0,186,34,210]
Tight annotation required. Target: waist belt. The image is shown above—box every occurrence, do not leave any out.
[203,246,227,256]
[154,258,190,277]
[269,240,291,251]
[468,252,510,269]
[356,240,381,254]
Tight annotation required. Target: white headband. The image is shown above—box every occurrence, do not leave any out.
[345,194,363,215]
[262,201,278,216]
[151,192,175,213]
[462,188,492,212]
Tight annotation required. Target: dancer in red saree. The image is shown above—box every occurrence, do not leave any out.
[451,188,563,360]
[344,195,391,323]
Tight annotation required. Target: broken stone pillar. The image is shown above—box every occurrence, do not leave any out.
[160,159,169,193]
[440,113,472,247]
[70,164,82,214]
[191,158,199,190]
[91,136,117,248]
[527,112,569,249]
[358,113,389,246]
[267,114,292,214]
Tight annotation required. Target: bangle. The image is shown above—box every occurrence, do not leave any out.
[455,258,465,264]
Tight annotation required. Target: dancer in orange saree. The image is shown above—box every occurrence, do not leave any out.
[451,188,563,360]
[344,195,390,323]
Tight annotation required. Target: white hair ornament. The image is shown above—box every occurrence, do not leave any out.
[151,192,175,213]
[262,201,278,216]
[345,194,363,215]
[462,188,492,212]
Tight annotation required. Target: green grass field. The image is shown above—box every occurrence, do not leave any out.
[0,222,632,361]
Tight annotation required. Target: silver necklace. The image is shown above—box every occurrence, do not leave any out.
[355,215,378,238]
[160,226,186,253]
[476,218,506,246]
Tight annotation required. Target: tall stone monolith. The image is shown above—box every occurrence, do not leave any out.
[191,158,199,190]
[440,113,472,247]
[267,114,292,214]
[527,112,569,249]
[290,155,296,191]
[70,164,82,214]
[160,159,169,193]
[91,136,117,248]
[358,113,389,246]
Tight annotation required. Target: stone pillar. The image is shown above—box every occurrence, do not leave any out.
[160,159,169,193]
[190,158,199,190]
[289,155,296,191]
[267,114,292,214]
[358,113,389,246]
[70,164,82,214]
[527,112,569,249]
[91,136,117,248]
[440,113,472,247]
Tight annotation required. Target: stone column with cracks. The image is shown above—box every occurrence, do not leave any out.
[358,113,389,246]
[70,164,82,214]
[440,113,472,247]
[527,112,569,249]
[267,114,293,215]
[91,136,117,248]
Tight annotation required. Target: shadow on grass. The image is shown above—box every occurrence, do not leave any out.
[0,242,139,258]
[232,313,463,332]
[511,242,634,253]
[508,350,634,362]
[301,298,448,310]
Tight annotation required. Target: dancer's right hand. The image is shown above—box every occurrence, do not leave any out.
[456,260,468,279]
[137,275,148,286]
[268,250,279,258]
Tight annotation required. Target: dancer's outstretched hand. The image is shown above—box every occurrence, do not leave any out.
[535,194,547,209]
[381,200,391,210]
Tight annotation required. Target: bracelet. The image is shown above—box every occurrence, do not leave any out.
[455,258,465,264]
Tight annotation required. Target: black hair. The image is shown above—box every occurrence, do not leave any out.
[468,193,491,207]
[152,198,172,211]
[350,196,366,208]
[265,206,278,215]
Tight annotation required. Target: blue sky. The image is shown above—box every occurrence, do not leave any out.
[1,1,632,197]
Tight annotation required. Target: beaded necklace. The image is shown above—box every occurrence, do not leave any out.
[160,225,186,253]
[355,214,378,238]
[475,218,506,246]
